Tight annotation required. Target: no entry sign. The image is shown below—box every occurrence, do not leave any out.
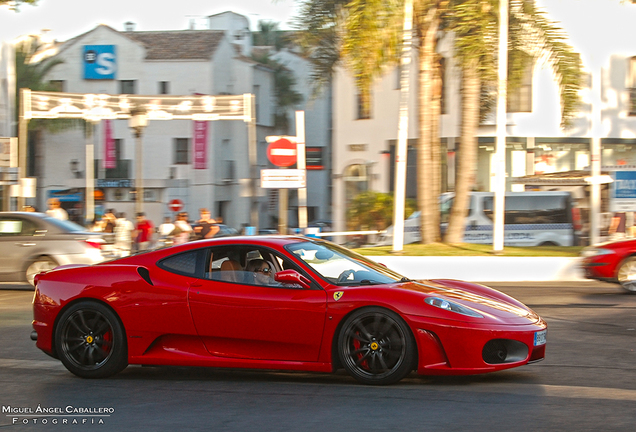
[168,199,183,212]
[267,138,297,167]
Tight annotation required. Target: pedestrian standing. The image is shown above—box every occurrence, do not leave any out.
[114,212,134,257]
[172,212,193,245]
[46,198,68,220]
[158,216,176,247]
[609,211,627,241]
[193,208,219,240]
[134,212,155,251]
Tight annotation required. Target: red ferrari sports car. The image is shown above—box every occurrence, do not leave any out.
[580,238,636,292]
[32,236,547,385]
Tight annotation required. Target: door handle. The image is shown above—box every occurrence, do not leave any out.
[16,243,36,247]
[189,282,203,288]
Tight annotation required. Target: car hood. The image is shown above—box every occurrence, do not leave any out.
[396,279,539,324]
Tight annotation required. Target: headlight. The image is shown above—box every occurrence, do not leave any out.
[425,297,483,318]
[580,247,614,258]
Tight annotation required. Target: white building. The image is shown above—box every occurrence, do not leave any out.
[23,11,332,230]
[332,1,636,235]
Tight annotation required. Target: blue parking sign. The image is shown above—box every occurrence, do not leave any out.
[83,45,116,80]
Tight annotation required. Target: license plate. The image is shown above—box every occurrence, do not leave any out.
[534,330,547,346]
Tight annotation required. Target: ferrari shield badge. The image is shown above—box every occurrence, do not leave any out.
[334,291,344,301]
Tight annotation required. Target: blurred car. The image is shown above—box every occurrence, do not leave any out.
[0,212,106,285]
[32,236,546,384]
[215,224,239,238]
[580,238,636,292]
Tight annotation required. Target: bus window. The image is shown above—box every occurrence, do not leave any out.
[482,195,571,225]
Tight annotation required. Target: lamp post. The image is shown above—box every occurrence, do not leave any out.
[129,107,147,215]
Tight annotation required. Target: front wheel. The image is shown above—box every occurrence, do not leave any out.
[54,301,128,378]
[338,307,416,385]
[617,257,636,293]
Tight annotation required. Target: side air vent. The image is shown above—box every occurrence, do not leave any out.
[137,267,154,286]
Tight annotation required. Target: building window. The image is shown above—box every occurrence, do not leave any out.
[174,138,189,164]
[628,57,636,116]
[507,59,533,113]
[356,90,371,120]
[158,81,169,94]
[119,80,136,94]
[49,80,65,92]
[306,147,324,170]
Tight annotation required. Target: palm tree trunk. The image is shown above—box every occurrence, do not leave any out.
[445,59,479,244]
[417,12,438,244]
[430,55,442,241]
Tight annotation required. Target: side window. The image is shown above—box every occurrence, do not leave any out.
[204,246,245,283]
[158,250,199,277]
[0,219,36,236]
[203,245,308,289]
[0,219,22,236]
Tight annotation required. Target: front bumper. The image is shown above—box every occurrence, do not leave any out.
[407,314,547,375]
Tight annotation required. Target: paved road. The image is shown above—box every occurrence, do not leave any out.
[1,281,635,431]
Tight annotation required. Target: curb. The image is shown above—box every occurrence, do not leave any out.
[365,256,586,282]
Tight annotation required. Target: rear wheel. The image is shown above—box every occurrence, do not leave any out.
[617,257,636,293]
[26,256,57,286]
[338,307,415,385]
[54,301,127,378]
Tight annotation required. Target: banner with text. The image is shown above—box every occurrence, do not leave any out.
[193,121,208,169]
[103,119,116,169]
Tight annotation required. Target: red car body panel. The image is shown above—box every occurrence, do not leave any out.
[581,239,636,282]
[33,236,547,378]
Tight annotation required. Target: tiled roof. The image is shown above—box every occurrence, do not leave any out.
[122,30,225,60]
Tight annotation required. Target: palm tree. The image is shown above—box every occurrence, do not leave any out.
[444,0,583,243]
[1,0,37,10]
[293,0,582,245]
[15,35,73,176]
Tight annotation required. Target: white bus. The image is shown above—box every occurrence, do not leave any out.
[377,191,575,247]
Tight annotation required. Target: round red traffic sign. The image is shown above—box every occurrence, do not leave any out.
[267,138,297,167]
[168,199,183,212]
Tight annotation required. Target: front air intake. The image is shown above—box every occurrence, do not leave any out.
[482,339,528,364]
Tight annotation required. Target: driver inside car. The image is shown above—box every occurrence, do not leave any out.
[246,259,275,286]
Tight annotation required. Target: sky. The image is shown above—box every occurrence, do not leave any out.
[2,0,636,69]
[0,0,299,43]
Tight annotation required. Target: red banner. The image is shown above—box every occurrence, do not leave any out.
[103,119,116,169]
[193,121,208,169]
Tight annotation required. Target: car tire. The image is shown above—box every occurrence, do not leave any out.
[54,301,128,378]
[337,307,416,385]
[617,256,636,293]
[25,256,58,286]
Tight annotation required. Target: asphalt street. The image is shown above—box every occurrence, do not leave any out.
[1,281,635,431]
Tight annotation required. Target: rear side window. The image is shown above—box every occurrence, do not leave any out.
[158,250,199,277]
[0,218,37,236]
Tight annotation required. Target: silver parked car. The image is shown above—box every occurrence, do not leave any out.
[0,212,106,285]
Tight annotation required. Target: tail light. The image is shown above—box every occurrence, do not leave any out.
[85,240,103,249]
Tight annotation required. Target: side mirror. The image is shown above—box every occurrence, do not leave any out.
[274,269,311,289]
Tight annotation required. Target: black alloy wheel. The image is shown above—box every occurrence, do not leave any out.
[55,301,127,378]
[338,307,415,385]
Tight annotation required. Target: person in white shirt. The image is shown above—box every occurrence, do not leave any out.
[45,198,68,220]
[172,212,193,245]
[158,216,176,246]
[114,212,134,257]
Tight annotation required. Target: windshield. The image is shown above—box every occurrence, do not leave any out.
[285,241,406,286]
